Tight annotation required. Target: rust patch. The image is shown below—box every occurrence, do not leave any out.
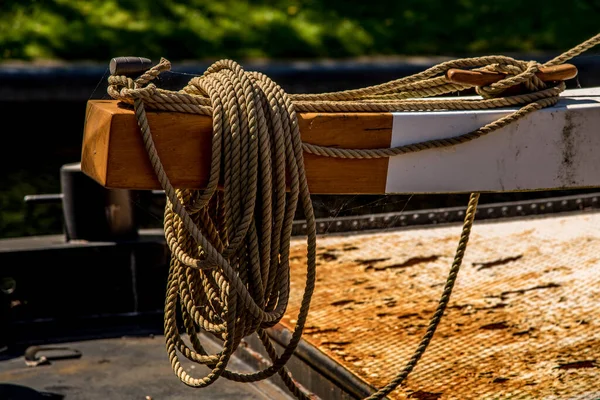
[304,326,339,335]
[480,321,510,330]
[513,328,535,336]
[473,255,523,270]
[397,313,420,319]
[322,341,352,346]
[500,282,561,299]
[366,255,440,271]
[330,299,353,307]
[383,299,397,307]
[557,360,597,370]
[409,390,443,400]
[448,303,472,310]
[354,257,390,266]
[476,303,508,311]
[319,252,338,261]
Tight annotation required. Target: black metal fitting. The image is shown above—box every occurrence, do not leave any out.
[60,162,138,241]
[109,57,153,76]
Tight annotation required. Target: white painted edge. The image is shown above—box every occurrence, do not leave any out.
[385,87,600,194]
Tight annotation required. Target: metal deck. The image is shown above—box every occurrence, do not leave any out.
[3,207,600,399]
[0,334,293,400]
[280,210,600,399]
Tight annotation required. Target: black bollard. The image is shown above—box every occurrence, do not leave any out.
[60,162,138,242]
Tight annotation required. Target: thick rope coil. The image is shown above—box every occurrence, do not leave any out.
[106,32,600,399]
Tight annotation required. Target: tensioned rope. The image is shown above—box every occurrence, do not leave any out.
[107,32,600,399]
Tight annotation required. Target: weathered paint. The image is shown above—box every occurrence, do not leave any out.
[386,87,600,193]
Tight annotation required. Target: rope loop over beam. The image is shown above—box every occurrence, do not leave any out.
[105,32,600,399]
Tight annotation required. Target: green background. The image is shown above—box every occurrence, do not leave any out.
[2,0,600,62]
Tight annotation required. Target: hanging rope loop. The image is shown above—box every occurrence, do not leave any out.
[106,32,600,400]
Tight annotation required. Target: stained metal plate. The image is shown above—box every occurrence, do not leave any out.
[282,210,600,399]
[0,335,292,400]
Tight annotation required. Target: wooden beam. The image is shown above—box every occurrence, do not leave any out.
[81,88,600,194]
[81,100,393,194]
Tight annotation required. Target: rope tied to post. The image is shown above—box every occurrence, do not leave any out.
[107,32,600,399]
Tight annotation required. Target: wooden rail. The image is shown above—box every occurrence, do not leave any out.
[81,88,600,194]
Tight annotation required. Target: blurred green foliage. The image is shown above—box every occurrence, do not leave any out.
[1,0,600,61]
[0,171,64,238]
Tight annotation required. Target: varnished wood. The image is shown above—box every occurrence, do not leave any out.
[446,63,578,86]
[81,100,393,194]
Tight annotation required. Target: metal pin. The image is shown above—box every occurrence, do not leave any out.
[109,56,153,76]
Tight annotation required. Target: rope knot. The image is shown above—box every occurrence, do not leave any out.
[107,78,158,103]
[107,75,138,101]
[107,57,171,103]
[476,60,546,99]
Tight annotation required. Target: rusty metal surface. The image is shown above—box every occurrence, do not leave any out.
[281,210,600,399]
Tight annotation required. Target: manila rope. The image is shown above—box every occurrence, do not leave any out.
[107,32,600,399]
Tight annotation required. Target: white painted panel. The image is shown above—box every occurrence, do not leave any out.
[385,88,600,193]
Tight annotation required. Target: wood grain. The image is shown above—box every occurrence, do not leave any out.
[81,100,394,194]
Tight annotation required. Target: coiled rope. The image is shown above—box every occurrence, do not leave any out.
[107,32,600,399]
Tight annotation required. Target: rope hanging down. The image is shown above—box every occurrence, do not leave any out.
[107,32,600,399]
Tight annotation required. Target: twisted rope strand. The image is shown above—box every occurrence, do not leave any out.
[106,32,600,399]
